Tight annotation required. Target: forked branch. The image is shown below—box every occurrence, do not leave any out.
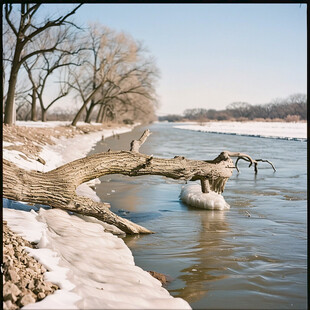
[228,152,276,173]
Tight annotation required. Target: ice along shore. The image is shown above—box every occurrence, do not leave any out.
[3,121,191,310]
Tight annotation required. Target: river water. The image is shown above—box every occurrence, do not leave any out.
[90,122,307,309]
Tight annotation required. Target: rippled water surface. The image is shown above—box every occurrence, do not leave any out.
[90,122,307,309]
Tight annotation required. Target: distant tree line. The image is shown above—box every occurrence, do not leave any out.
[159,93,307,122]
[3,4,159,125]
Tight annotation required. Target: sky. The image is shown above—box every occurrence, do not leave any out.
[34,4,308,116]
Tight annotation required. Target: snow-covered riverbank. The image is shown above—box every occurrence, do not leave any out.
[3,121,191,309]
[174,121,307,141]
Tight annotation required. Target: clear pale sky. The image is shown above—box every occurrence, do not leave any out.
[48,3,307,116]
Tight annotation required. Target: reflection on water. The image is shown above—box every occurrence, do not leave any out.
[90,123,307,309]
[169,210,230,304]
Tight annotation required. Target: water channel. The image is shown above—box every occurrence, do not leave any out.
[89,122,307,309]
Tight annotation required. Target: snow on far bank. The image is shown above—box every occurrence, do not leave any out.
[174,121,307,141]
[180,184,230,210]
[3,122,191,309]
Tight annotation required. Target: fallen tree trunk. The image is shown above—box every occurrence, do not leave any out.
[3,130,275,234]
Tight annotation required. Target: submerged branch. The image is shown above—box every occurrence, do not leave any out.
[227,151,276,174]
[255,159,277,172]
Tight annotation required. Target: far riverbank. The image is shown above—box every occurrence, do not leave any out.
[173,121,307,141]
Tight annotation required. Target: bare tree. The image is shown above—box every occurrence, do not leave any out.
[23,55,41,121]
[69,24,159,126]
[3,3,82,125]
[22,25,79,121]
[226,102,251,118]
[3,18,16,106]
[99,56,159,123]
[69,25,129,125]
[15,80,33,121]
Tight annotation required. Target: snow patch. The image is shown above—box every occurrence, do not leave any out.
[3,208,191,309]
[174,121,307,141]
[75,214,125,236]
[75,184,100,202]
[3,141,14,147]
[41,126,133,171]
[16,121,71,128]
[23,290,81,309]
[85,178,101,187]
[3,208,47,243]
[180,184,230,210]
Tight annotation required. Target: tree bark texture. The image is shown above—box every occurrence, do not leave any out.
[4,64,20,125]
[31,88,37,121]
[3,150,234,234]
[85,101,95,123]
[41,109,47,122]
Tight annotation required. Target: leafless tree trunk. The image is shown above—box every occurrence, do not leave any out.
[41,109,47,122]
[71,85,103,126]
[30,88,37,121]
[3,130,275,234]
[23,56,41,121]
[85,101,96,123]
[96,104,105,123]
[3,3,82,125]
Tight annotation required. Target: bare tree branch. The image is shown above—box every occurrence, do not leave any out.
[130,129,152,152]
[25,4,83,43]
[4,4,19,37]
[230,152,276,174]
[4,3,83,124]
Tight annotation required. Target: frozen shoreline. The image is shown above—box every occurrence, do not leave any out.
[174,121,307,141]
[3,121,191,309]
